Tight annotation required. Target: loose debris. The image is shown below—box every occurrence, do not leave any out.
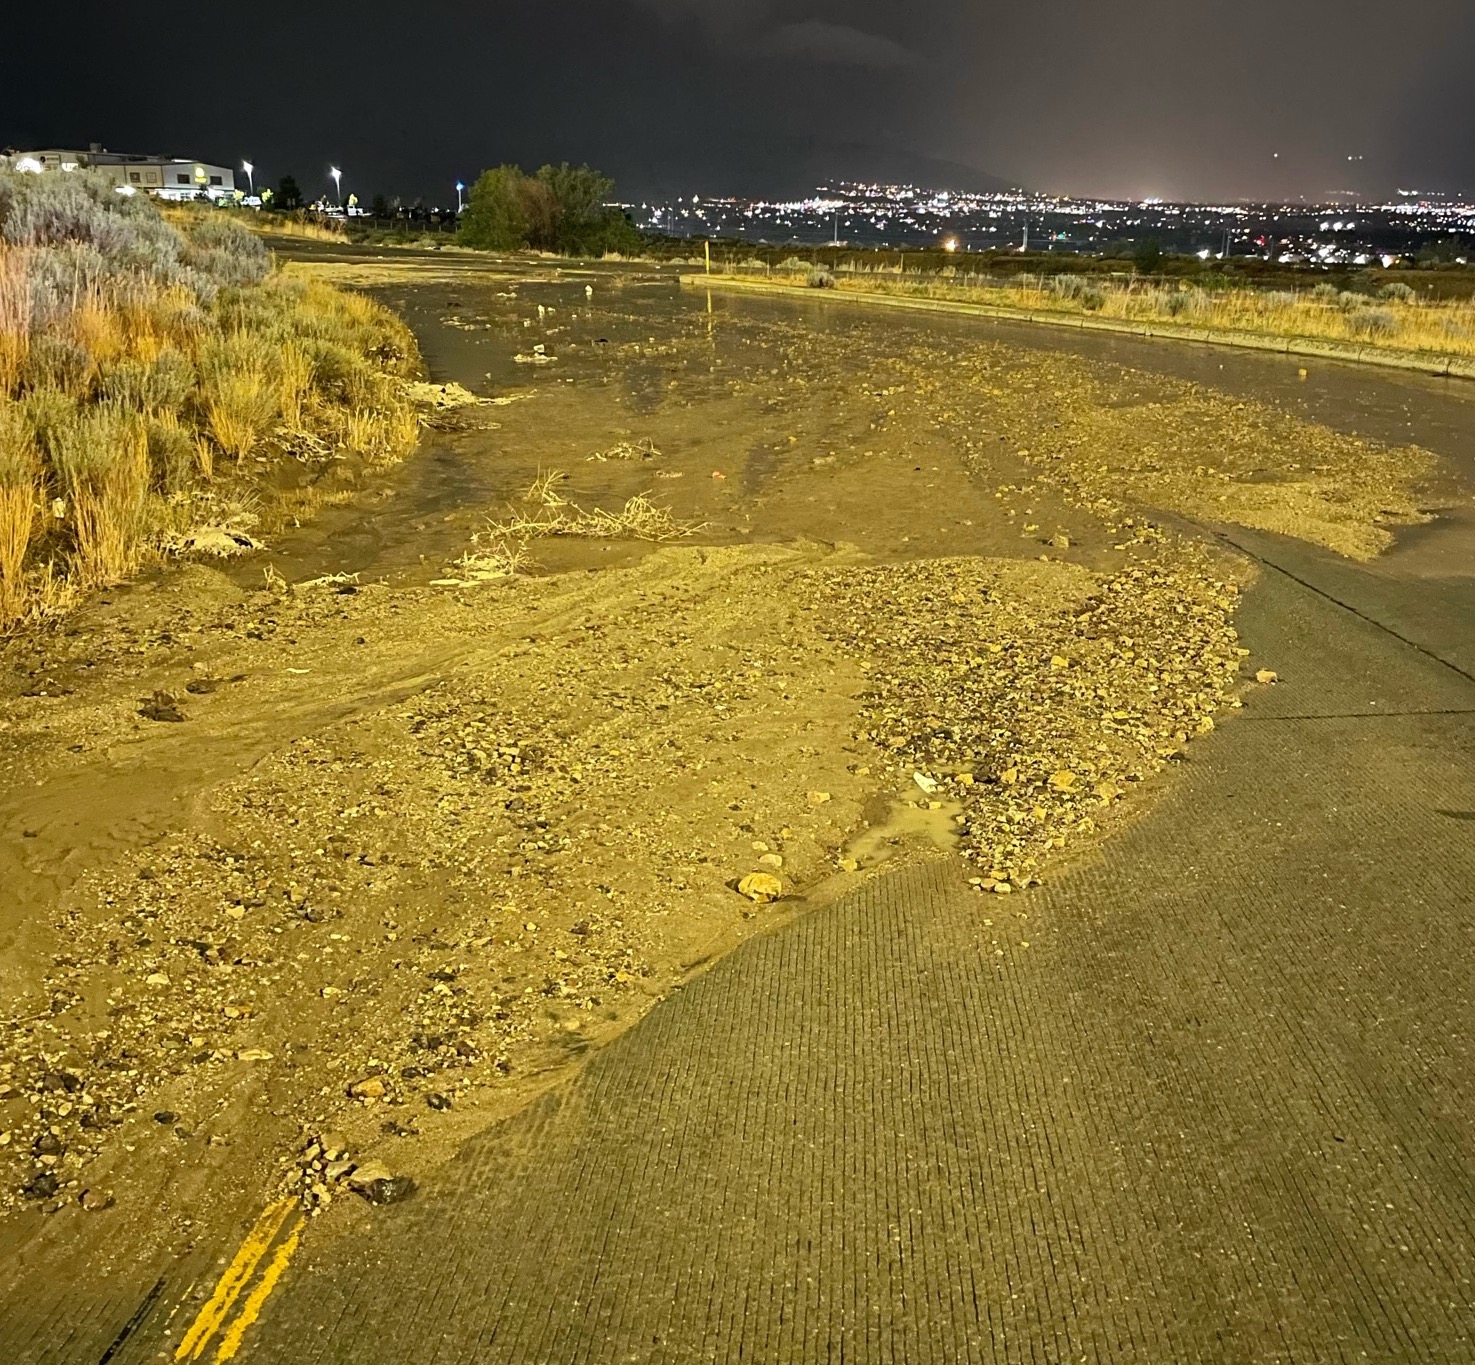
[402,381,489,410]
[0,546,870,1219]
[483,474,704,545]
[0,261,1431,1245]
[435,539,531,587]
[167,524,264,559]
[588,438,660,463]
[810,544,1244,891]
[138,690,186,723]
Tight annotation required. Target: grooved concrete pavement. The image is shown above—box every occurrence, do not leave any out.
[240,536,1475,1364]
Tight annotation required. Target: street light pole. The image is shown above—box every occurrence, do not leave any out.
[455,181,465,213]
[242,160,254,196]
[330,166,342,207]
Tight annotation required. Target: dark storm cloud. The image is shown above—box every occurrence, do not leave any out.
[765,21,920,70]
[630,0,918,66]
[2,0,1473,202]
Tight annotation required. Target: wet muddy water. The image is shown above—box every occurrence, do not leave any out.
[263,246,1475,593]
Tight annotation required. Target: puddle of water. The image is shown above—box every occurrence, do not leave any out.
[262,249,1475,594]
[1379,504,1475,579]
[846,793,963,869]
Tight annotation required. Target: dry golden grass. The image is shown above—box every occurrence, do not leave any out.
[193,432,216,482]
[262,215,347,244]
[113,284,199,364]
[0,405,39,624]
[58,409,151,585]
[0,248,30,397]
[0,211,421,629]
[339,398,419,458]
[162,203,345,245]
[381,400,421,455]
[0,485,35,623]
[277,342,314,428]
[334,289,382,326]
[341,406,380,453]
[67,286,135,369]
[204,369,277,459]
[750,266,1475,362]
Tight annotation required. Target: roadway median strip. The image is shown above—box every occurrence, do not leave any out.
[174,1198,303,1362]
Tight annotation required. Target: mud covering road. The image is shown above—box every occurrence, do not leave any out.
[0,246,1469,1362]
[252,537,1475,1365]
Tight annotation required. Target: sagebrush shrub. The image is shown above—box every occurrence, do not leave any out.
[181,217,271,289]
[0,166,420,625]
[1349,307,1398,339]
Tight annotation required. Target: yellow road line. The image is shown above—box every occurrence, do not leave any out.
[212,1222,303,1361]
[174,1198,297,1361]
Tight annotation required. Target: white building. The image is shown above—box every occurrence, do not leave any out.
[6,145,237,199]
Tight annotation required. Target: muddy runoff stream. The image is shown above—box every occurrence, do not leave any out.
[0,248,1442,1290]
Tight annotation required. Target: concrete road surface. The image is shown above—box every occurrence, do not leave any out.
[234,524,1475,1361]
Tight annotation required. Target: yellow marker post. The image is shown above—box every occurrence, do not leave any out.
[704,239,711,275]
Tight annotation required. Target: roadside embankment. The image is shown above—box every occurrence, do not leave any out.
[681,272,1475,380]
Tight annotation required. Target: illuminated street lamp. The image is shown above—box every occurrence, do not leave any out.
[242,160,254,195]
[330,166,342,205]
[455,180,465,213]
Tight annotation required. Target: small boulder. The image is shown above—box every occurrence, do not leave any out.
[22,1172,59,1201]
[737,873,782,904]
[346,1160,393,1190]
[362,1176,416,1206]
[318,1130,349,1160]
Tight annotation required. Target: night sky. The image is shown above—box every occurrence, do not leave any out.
[5,0,1473,204]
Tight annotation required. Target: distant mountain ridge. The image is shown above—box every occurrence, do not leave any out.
[613,134,1019,201]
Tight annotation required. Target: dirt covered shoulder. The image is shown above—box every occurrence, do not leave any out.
[0,535,1241,1210]
[0,257,1434,1298]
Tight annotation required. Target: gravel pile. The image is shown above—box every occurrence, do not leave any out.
[811,542,1245,890]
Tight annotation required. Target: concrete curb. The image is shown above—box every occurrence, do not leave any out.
[679,273,1475,381]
